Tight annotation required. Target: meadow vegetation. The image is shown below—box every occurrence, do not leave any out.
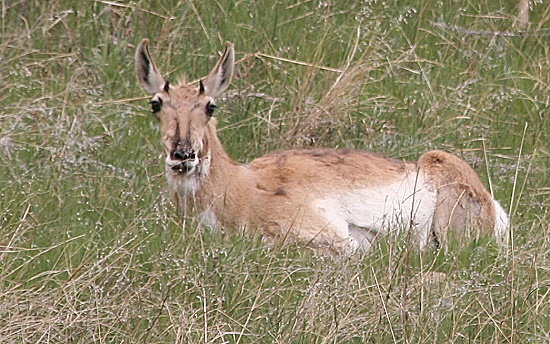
[1,0,549,342]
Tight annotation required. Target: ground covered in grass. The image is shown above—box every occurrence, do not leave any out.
[1,0,549,342]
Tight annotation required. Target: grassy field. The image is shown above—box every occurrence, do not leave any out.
[1,0,549,342]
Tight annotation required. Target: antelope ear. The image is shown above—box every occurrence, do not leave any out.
[135,39,166,94]
[203,42,235,98]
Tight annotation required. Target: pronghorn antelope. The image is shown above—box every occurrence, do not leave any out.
[135,39,509,254]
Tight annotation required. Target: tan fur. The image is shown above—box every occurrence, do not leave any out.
[418,151,497,244]
[135,39,509,253]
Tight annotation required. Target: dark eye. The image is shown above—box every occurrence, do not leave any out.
[150,98,162,113]
[206,102,217,117]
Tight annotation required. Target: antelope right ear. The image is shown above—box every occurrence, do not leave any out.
[135,39,166,94]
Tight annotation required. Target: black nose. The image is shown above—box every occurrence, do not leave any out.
[172,148,196,161]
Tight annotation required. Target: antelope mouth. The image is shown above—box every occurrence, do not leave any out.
[166,157,196,175]
[165,151,211,178]
[170,162,193,174]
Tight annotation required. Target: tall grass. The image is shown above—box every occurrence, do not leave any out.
[1,0,549,342]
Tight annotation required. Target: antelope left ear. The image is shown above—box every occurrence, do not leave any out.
[135,39,166,94]
[202,42,235,98]
[199,80,205,95]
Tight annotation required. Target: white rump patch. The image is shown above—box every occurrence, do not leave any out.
[493,200,510,246]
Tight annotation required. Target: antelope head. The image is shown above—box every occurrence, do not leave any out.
[135,39,235,190]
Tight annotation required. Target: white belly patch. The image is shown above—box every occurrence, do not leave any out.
[313,171,437,251]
